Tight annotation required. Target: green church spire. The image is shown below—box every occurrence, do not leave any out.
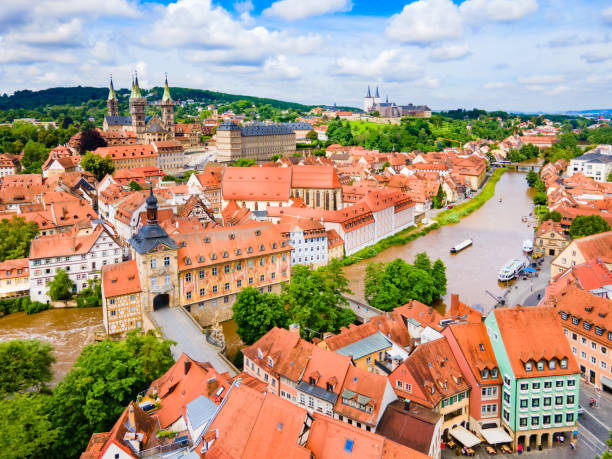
[131,71,142,98]
[108,76,117,101]
[162,73,172,103]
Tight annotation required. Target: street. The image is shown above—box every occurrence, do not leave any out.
[578,384,611,458]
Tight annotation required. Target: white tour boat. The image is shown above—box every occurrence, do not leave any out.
[498,259,527,282]
[522,239,534,253]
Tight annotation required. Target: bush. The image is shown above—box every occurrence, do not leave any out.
[0,297,49,316]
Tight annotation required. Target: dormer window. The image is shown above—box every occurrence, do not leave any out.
[609,332,612,341]
[479,344,485,351]
[267,357,273,367]
[596,327,604,336]
[491,368,498,378]
[482,369,489,380]
[236,249,241,256]
[549,360,556,370]
[204,236,210,243]
[257,348,263,359]
[561,312,568,320]
[537,360,544,371]
[222,251,228,258]
[272,243,277,249]
[198,256,204,262]
[326,382,334,391]
[309,377,316,385]
[584,322,592,331]
[572,316,579,325]
[525,362,533,372]
[560,358,568,369]
[247,247,253,254]
[259,244,265,251]
[211,253,217,260]
[185,257,191,265]
[255,230,261,236]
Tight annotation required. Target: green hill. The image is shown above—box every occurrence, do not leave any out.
[0,86,322,111]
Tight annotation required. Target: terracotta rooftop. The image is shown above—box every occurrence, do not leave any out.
[222,166,292,201]
[102,260,141,298]
[0,258,29,280]
[291,165,342,189]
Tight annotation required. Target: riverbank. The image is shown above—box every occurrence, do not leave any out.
[342,167,507,267]
[434,167,506,225]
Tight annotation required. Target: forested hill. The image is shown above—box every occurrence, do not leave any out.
[0,86,317,111]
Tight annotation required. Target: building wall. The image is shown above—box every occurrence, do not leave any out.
[563,325,612,390]
[550,242,586,278]
[180,250,290,326]
[0,275,30,298]
[289,230,328,267]
[111,155,158,171]
[29,232,122,303]
[534,230,568,257]
[135,247,180,313]
[292,187,343,211]
[103,291,143,335]
[438,391,470,434]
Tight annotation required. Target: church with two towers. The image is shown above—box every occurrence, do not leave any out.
[103,74,175,144]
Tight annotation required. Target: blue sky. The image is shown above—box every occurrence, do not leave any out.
[0,0,611,112]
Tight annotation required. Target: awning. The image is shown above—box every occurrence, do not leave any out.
[450,426,481,447]
[521,267,536,273]
[481,427,513,445]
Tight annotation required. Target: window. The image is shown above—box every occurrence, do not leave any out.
[556,380,564,388]
[591,356,597,365]
[165,274,170,285]
[555,396,563,406]
[543,415,551,425]
[200,288,205,296]
[537,360,544,371]
[519,417,527,427]
[592,341,597,350]
[212,267,218,276]
[543,397,551,406]
[150,259,156,269]
[555,414,562,424]
[561,358,568,369]
[199,270,205,279]
[549,360,556,370]
[260,274,265,282]
[224,282,230,290]
[531,416,539,426]
[567,379,575,387]
[185,273,192,282]
[602,361,607,369]
[503,410,510,422]
[532,398,540,408]
[566,413,574,423]
[186,292,192,300]
[164,256,170,266]
[525,362,533,372]
[212,286,218,293]
[224,265,230,273]
[520,383,528,391]
[503,391,510,403]
[520,399,528,408]
[151,277,157,287]
[567,395,574,404]
[249,277,253,285]
[396,380,403,389]
[237,280,242,288]
[532,382,540,390]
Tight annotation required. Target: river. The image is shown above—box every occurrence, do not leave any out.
[343,171,535,315]
[0,307,102,384]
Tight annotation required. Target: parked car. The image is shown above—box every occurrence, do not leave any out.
[577,405,585,415]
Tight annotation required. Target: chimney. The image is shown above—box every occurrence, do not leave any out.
[184,358,192,375]
[289,323,300,335]
[128,404,136,431]
[207,377,218,396]
[451,293,459,314]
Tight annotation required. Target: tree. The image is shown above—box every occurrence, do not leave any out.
[49,330,175,457]
[569,215,611,238]
[432,184,446,209]
[0,216,39,262]
[533,192,548,206]
[231,158,256,167]
[282,264,355,339]
[306,130,318,142]
[80,152,115,181]
[0,339,55,396]
[47,269,74,301]
[76,129,106,154]
[271,154,282,161]
[128,180,142,190]
[365,255,447,310]
[608,170,612,182]
[75,279,102,308]
[233,287,289,345]
[0,393,59,459]
[526,170,539,187]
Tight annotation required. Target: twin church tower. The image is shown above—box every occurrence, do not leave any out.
[104,74,175,144]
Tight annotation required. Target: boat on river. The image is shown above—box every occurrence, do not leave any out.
[522,239,534,253]
[450,239,473,253]
[498,258,527,282]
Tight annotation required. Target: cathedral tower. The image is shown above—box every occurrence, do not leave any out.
[107,76,118,117]
[364,85,375,112]
[160,74,175,137]
[129,73,146,142]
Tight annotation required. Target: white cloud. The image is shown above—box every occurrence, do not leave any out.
[581,49,612,63]
[264,0,352,20]
[603,6,612,24]
[18,19,83,47]
[460,0,538,23]
[415,76,441,89]
[263,55,301,79]
[386,0,463,44]
[234,0,254,14]
[545,85,569,96]
[483,82,509,89]
[429,43,471,61]
[518,75,564,85]
[334,48,423,82]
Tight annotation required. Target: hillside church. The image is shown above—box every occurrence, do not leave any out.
[363,85,432,118]
[103,74,175,144]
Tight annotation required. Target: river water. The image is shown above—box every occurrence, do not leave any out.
[0,307,101,384]
[343,171,535,315]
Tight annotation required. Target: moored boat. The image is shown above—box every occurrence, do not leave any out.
[450,239,473,253]
[522,239,533,252]
[498,258,527,282]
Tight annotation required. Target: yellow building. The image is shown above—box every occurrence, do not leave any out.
[216,121,296,162]
[101,259,143,335]
[327,229,344,261]
[94,145,159,171]
[174,221,292,326]
[534,220,569,257]
[0,258,29,299]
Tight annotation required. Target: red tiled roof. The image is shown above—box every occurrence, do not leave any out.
[291,165,341,189]
[0,258,29,280]
[222,166,292,201]
[95,144,158,160]
[102,260,141,298]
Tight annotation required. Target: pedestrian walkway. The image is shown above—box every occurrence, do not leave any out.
[150,306,237,376]
[502,257,552,308]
